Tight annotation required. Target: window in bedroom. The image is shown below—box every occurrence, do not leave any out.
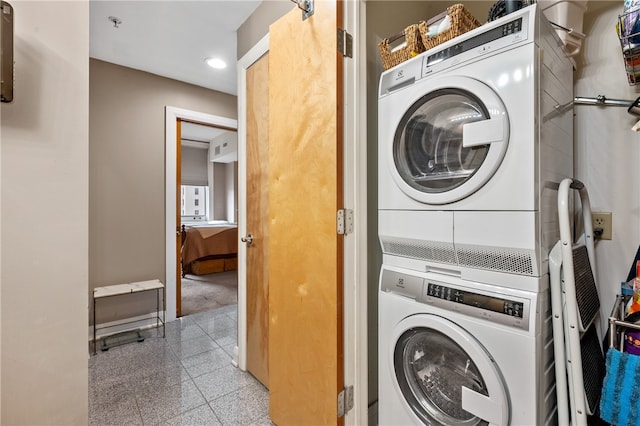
[181,185,208,222]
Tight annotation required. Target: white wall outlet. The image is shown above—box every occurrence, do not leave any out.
[592,211,612,240]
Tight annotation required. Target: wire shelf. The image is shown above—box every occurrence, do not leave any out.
[618,8,640,85]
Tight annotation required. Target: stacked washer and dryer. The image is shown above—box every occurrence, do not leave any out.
[378,4,574,426]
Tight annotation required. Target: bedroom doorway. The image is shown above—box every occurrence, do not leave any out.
[177,120,239,318]
[164,106,237,323]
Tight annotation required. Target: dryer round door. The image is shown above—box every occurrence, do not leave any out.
[389,76,509,205]
[391,314,509,426]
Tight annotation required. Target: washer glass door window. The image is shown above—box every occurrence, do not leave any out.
[391,77,509,205]
[395,327,487,425]
[393,320,509,426]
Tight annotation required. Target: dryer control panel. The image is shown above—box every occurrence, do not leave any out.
[425,17,523,68]
[422,13,530,78]
[379,5,534,96]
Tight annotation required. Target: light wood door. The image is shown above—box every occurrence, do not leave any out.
[268,1,344,424]
[246,52,270,387]
[176,118,182,318]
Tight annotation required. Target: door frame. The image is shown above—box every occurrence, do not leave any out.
[164,106,237,323]
[343,1,369,423]
[236,0,368,422]
[237,33,270,372]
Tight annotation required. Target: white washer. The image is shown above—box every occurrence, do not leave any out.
[378,265,556,426]
[378,5,573,286]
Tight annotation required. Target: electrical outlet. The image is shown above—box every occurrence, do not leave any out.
[592,212,612,240]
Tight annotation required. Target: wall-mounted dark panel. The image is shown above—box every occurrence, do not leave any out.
[1,1,14,103]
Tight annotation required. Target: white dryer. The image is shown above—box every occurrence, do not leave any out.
[378,265,556,426]
[378,5,574,286]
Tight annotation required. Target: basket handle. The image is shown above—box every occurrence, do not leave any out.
[386,7,450,44]
[426,9,449,26]
[418,8,451,41]
[386,29,407,44]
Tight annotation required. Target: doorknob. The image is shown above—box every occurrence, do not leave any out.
[241,234,254,246]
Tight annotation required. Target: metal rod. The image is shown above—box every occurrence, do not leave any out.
[290,0,313,20]
[549,21,586,38]
[574,95,634,107]
[611,318,640,331]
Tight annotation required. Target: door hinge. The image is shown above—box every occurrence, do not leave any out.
[337,28,353,58]
[337,208,353,235]
[338,385,354,417]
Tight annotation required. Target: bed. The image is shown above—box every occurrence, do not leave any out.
[181,223,238,276]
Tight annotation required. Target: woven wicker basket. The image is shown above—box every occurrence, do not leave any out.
[378,24,426,70]
[418,4,481,51]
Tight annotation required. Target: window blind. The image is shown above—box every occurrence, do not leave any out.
[181,145,208,186]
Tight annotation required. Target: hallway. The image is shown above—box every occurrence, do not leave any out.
[89,305,272,425]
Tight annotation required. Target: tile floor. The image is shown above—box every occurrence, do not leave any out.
[89,304,273,425]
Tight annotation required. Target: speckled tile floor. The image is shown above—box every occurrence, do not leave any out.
[89,305,273,425]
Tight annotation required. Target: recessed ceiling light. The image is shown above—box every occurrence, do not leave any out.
[205,57,227,69]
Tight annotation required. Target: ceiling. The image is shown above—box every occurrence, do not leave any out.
[181,122,228,143]
[89,0,261,97]
[90,1,258,143]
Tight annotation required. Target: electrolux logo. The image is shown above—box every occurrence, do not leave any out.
[395,69,404,81]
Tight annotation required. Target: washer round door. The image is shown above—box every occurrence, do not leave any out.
[392,314,509,426]
[389,76,509,205]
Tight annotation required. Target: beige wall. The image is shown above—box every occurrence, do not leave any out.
[237,0,294,59]
[89,59,237,323]
[1,1,89,424]
[213,162,228,220]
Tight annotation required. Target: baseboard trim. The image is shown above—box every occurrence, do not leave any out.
[232,345,239,367]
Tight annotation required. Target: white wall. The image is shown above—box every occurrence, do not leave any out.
[0,1,89,424]
[209,131,238,163]
[575,2,640,329]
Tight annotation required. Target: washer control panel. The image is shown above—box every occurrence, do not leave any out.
[426,282,524,319]
[381,269,531,330]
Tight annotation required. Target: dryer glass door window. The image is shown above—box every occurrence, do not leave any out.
[394,88,489,194]
[389,77,509,205]
[394,327,489,426]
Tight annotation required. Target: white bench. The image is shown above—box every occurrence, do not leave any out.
[92,279,165,354]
